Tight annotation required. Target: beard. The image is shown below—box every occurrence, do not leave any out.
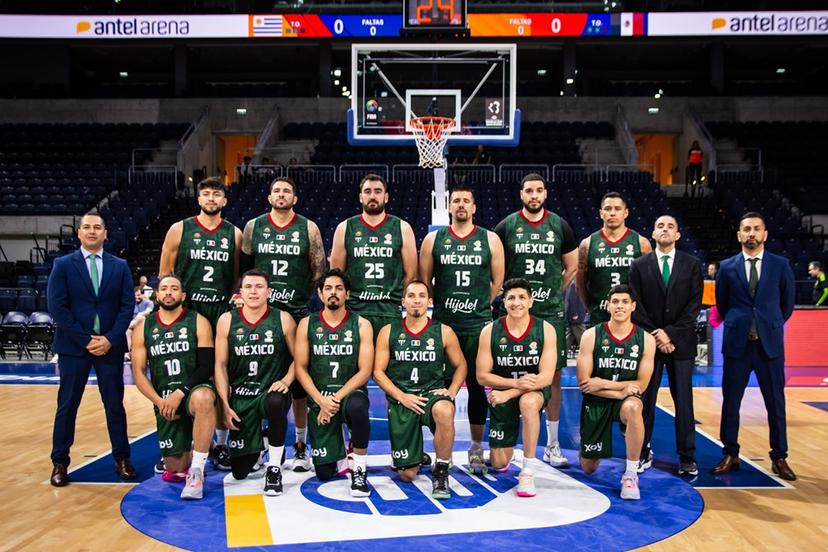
[159,298,183,311]
[201,205,223,216]
[522,201,543,214]
[326,299,342,310]
[363,201,385,216]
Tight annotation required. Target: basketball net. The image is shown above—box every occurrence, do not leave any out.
[410,116,455,169]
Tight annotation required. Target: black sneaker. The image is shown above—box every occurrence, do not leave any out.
[678,461,699,476]
[154,458,165,474]
[264,465,283,496]
[431,461,450,500]
[350,465,370,497]
[213,444,232,471]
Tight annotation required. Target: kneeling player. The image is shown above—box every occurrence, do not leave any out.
[373,280,467,499]
[214,269,297,496]
[294,269,374,496]
[577,284,654,500]
[477,278,557,497]
[131,274,217,499]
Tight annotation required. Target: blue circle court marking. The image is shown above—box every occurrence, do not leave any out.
[121,449,703,551]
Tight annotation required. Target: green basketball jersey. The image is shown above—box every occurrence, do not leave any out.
[590,323,645,382]
[175,217,237,303]
[344,214,405,316]
[307,310,361,399]
[386,318,445,395]
[227,307,289,397]
[431,225,492,334]
[143,309,199,397]
[501,210,566,322]
[489,315,545,380]
[586,228,642,324]
[250,212,311,316]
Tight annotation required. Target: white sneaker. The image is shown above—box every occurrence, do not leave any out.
[620,472,640,500]
[180,467,204,500]
[290,442,312,472]
[516,470,536,497]
[543,443,569,467]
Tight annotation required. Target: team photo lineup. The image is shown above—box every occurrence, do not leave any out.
[49,168,794,509]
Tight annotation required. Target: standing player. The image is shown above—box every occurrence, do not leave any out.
[241,176,326,473]
[477,278,558,497]
[577,192,651,327]
[419,184,505,474]
[577,284,655,500]
[294,269,374,496]
[214,269,297,496]
[131,275,217,499]
[494,173,577,469]
[160,176,243,469]
[330,173,418,336]
[373,281,467,499]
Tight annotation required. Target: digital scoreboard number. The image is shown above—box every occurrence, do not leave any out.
[404,0,467,30]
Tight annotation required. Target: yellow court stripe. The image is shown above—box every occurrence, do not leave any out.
[225,494,273,547]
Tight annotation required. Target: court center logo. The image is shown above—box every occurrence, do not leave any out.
[219,451,609,547]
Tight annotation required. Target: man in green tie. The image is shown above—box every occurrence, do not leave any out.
[48,213,136,486]
[628,215,703,477]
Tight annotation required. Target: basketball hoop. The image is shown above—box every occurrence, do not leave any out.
[410,116,455,169]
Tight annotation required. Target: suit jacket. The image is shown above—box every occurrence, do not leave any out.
[715,250,795,359]
[629,250,703,360]
[47,249,134,358]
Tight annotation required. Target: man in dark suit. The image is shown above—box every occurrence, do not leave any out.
[629,215,703,476]
[711,212,796,480]
[48,213,136,486]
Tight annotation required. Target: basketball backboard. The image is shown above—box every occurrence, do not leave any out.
[348,43,519,146]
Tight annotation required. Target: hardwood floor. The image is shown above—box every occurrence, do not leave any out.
[3,384,826,551]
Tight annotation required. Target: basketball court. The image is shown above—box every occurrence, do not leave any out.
[2,5,827,551]
[2,359,827,550]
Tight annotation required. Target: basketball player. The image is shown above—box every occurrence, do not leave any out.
[494,173,578,469]
[294,268,374,496]
[330,173,418,337]
[577,284,655,500]
[214,269,296,496]
[241,176,326,473]
[577,192,651,326]
[160,176,243,470]
[131,274,217,500]
[419,184,504,474]
[373,280,467,499]
[477,278,558,497]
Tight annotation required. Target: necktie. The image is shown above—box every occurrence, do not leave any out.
[88,254,101,334]
[748,258,759,339]
[748,258,759,296]
[661,255,671,287]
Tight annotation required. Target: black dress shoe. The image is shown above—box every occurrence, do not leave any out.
[709,454,741,475]
[772,458,797,481]
[50,463,69,487]
[114,458,137,480]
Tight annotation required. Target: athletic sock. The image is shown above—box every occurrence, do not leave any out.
[352,453,367,471]
[546,420,559,447]
[295,427,307,444]
[436,457,451,466]
[470,440,482,451]
[191,450,209,472]
[215,429,229,446]
[268,445,285,467]
[626,460,638,474]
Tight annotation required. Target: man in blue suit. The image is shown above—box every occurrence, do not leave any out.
[711,212,796,480]
[48,213,136,486]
